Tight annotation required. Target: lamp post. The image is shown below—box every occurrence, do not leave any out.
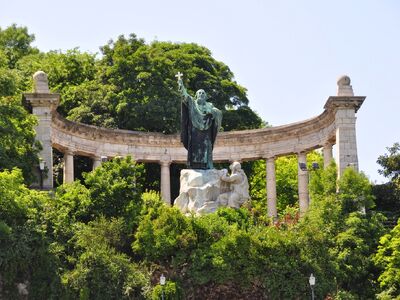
[39,159,46,189]
[160,274,166,300]
[309,273,316,300]
[299,162,319,172]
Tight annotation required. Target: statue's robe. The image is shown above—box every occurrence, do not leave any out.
[181,95,222,169]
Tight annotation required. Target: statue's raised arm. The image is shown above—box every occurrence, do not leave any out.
[176,72,190,101]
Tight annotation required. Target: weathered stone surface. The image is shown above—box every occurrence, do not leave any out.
[33,70,50,93]
[337,75,354,96]
[174,162,250,215]
[174,169,222,215]
[217,162,249,209]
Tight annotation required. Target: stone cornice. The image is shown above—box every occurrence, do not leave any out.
[23,93,60,109]
[324,96,366,113]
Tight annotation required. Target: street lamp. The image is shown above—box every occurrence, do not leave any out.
[309,273,316,300]
[160,274,166,300]
[39,159,46,189]
[299,162,319,172]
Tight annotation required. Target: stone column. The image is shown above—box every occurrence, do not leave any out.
[23,71,60,189]
[63,150,74,183]
[298,152,309,216]
[266,157,277,219]
[335,108,359,177]
[324,75,365,178]
[160,160,171,205]
[323,143,333,168]
[92,156,102,170]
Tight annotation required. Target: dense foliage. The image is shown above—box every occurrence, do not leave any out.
[0,158,391,299]
[0,25,41,183]
[372,143,400,299]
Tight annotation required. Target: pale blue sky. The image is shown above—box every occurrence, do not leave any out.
[1,0,399,183]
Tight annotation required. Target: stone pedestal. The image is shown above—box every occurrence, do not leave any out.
[174,169,223,215]
[174,163,250,215]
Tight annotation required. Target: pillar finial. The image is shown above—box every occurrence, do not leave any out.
[337,75,354,96]
[33,71,50,93]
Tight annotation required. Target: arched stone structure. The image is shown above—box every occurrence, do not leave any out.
[23,72,365,218]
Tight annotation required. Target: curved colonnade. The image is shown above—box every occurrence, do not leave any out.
[24,71,365,218]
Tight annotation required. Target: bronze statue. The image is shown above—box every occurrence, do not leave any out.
[176,72,222,169]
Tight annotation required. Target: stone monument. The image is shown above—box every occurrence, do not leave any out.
[174,73,249,215]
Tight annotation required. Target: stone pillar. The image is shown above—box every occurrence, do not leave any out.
[323,143,333,168]
[160,160,171,205]
[266,157,277,219]
[92,156,102,170]
[63,150,74,183]
[335,109,359,177]
[335,76,362,177]
[23,71,60,189]
[298,152,309,216]
[324,75,365,179]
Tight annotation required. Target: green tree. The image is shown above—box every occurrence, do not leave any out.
[377,143,400,182]
[61,217,150,300]
[0,24,38,68]
[73,36,264,133]
[297,166,387,299]
[374,219,400,299]
[84,156,144,225]
[0,96,41,184]
[50,156,144,228]
[0,169,62,299]
[374,142,400,226]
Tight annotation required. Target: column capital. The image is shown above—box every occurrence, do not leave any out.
[160,160,171,167]
[64,149,75,156]
[262,151,276,160]
[265,155,276,161]
[160,154,171,166]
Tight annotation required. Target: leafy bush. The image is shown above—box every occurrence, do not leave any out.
[133,206,196,263]
[374,219,400,298]
[0,169,62,299]
[152,281,182,300]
